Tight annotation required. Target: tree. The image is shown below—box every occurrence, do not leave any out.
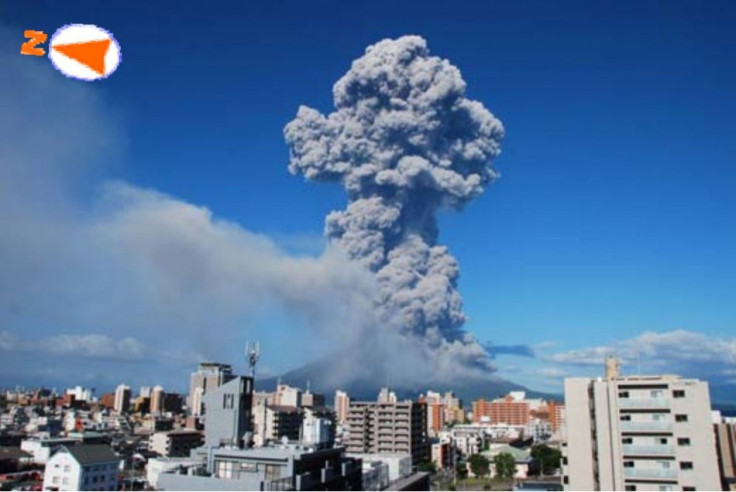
[417,460,437,473]
[468,454,490,478]
[455,461,468,480]
[530,444,562,476]
[493,452,516,480]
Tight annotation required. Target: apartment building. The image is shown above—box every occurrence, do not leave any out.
[149,430,203,458]
[334,390,350,425]
[472,392,531,425]
[562,358,720,491]
[714,421,736,490]
[346,401,428,464]
[253,404,303,445]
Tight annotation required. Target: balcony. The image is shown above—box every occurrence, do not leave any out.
[619,398,670,409]
[623,468,678,480]
[620,421,673,432]
[622,445,675,456]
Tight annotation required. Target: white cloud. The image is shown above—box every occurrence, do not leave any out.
[544,329,736,385]
[0,331,146,360]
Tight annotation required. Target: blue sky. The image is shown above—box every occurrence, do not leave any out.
[2,0,735,397]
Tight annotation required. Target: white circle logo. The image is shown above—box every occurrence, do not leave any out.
[48,24,121,81]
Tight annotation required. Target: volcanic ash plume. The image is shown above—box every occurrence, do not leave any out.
[285,35,504,377]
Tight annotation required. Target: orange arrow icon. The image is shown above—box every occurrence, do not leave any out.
[53,39,110,76]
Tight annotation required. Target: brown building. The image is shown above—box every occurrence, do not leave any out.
[99,393,116,409]
[715,422,736,490]
[472,395,530,425]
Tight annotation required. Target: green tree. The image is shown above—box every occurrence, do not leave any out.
[530,444,562,476]
[417,460,437,473]
[468,454,490,477]
[455,461,468,480]
[493,452,516,479]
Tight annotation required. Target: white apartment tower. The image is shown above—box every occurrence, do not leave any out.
[334,390,350,425]
[562,358,720,491]
[113,385,131,414]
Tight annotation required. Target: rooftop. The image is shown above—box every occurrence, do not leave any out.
[0,447,32,461]
[62,445,119,465]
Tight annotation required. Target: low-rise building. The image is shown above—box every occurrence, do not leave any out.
[157,443,362,491]
[42,444,121,491]
[21,438,80,465]
[149,430,203,458]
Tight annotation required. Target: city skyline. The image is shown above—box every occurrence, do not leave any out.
[1,1,735,398]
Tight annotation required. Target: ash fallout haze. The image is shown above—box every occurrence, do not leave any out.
[1,0,736,403]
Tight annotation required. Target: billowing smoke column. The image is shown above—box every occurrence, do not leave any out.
[285,36,504,375]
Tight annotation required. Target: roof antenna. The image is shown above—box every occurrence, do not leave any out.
[246,341,260,379]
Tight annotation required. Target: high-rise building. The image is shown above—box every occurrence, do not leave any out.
[334,390,350,425]
[562,360,720,491]
[150,385,165,414]
[140,386,152,399]
[714,421,736,490]
[472,392,531,425]
[346,400,429,464]
[114,384,131,414]
[188,362,234,416]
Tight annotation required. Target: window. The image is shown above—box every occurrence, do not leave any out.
[683,487,695,491]
[92,476,98,483]
[625,486,637,491]
[675,414,688,422]
[678,437,691,446]
[63,465,70,472]
[658,486,673,492]
[658,438,668,445]
[264,464,282,481]
[52,477,60,484]
[620,415,632,421]
[240,462,257,472]
[622,437,633,444]
[651,389,664,398]
[563,476,569,485]
[619,391,630,398]
[673,390,685,398]
[623,461,634,468]
[680,461,693,470]
[62,478,69,485]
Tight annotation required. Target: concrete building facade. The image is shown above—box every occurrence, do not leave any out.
[187,362,234,416]
[113,385,130,415]
[715,422,736,490]
[334,390,350,425]
[150,386,164,415]
[149,430,203,458]
[202,376,254,448]
[562,368,720,491]
[346,401,429,464]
